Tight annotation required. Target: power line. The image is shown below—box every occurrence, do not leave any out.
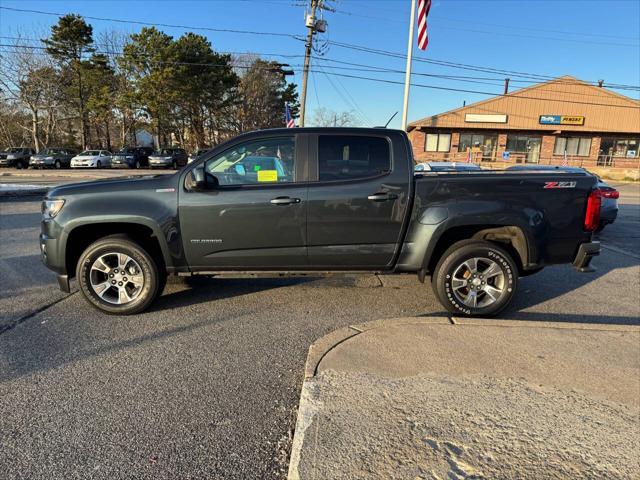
[334,10,639,47]
[2,43,638,108]
[0,6,304,40]
[2,37,636,96]
[326,40,640,90]
[315,70,640,110]
[2,6,638,91]
[316,63,372,126]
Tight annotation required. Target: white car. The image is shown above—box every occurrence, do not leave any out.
[70,150,112,168]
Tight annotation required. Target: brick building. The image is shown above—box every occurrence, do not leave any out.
[407,76,640,169]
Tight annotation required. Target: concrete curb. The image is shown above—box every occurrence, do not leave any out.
[288,315,640,479]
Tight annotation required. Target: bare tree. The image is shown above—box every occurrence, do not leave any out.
[309,107,357,127]
[0,35,63,150]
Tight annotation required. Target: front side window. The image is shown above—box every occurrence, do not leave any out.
[425,133,451,152]
[318,135,390,181]
[554,137,592,156]
[206,136,295,185]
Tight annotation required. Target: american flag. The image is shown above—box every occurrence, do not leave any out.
[417,0,432,50]
[562,148,569,166]
[285,104,295,128]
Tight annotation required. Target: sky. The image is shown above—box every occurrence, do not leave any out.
[1,0,639,129]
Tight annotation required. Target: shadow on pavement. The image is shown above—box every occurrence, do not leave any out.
[149,276,314,313]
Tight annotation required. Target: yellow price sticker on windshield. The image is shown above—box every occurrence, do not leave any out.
[257,170,278,182]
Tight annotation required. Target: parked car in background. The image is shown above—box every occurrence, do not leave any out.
[415,162,482,172]
[506,165,619,231]
[188,148,210,164]
[111,147,153,169]
[0,147,36,169]
[148,148,188,169]
[29,148,76,169]
[70,150,112,169]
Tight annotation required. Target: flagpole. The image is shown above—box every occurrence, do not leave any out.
[401,0,417,131]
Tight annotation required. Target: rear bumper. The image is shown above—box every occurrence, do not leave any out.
[572,241,600,272]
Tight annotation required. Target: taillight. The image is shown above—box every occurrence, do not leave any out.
[584,189,602,231]
[600,189,619,199]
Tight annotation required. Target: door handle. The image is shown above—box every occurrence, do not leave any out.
[270,196,301,205]
[367,192,398,202]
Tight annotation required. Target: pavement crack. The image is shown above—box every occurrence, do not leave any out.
[0,293,75,336]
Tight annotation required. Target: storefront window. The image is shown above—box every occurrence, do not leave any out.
[553,137,592,156]
[459,133,498,159]
[425,133,451,152]
[600,138,639,158]
[506,135,541,152]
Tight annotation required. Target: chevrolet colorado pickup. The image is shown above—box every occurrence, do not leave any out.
[40,128,601,316]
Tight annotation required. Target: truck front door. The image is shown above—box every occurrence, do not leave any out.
[306,133,412,269]
[179,134,308,269]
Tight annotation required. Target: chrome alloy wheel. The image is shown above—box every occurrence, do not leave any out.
[89,252,145,305]
[451,257,505,309]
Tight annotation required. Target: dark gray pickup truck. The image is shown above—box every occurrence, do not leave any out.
[40,128,602,316]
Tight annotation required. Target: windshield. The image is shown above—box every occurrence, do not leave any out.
[155,149,174,156]
[8,147,23,153]
[116,148,135,154]
[80,150,100,156]
[39,149,60,155]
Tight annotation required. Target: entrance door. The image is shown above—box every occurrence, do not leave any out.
[526,138,541,163]
[306,133,412,269]
[179,135,308,269]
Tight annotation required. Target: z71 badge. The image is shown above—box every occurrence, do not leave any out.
[543,181,577,189]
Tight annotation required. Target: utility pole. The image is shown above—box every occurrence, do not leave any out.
[299,0,319,127]
[401,0,417,131]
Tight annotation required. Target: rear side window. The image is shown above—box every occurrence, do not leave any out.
[318,135,390,181]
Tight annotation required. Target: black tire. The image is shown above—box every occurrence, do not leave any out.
[172,160,177,170]
[15,160,24,169]
[595,222,606,233]
[135,160,140,169]
[96,160,102,169]
[54,160,61,169]
[76,236,163,315]
[431,240,518,317]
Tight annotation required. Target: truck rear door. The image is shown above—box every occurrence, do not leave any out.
[306,132,412,269]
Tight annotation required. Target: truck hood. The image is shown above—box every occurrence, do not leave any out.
[47,174,176,198]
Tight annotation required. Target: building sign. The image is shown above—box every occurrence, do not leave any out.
[539,115,585,126]
[464,113,508,123]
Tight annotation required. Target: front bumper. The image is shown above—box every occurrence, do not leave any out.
[30,160,55,167]
[149,160,172,168]
[572,241,600,272]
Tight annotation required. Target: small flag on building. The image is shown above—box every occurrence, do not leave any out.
[285,104,295,128]
[417,0,432,50]
[562,148,569,166]
[466,148,472,163]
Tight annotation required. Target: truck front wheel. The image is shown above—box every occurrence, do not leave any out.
[432,240,517,317]
[76,236,164,315]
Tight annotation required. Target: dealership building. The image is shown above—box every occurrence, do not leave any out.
[407,76,640,169]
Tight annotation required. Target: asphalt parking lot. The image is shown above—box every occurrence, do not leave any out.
[0,171,638,479]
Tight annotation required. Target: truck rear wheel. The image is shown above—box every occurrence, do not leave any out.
[76,236,163,315]
[432,240,517,317]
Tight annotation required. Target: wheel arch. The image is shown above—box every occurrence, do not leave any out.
[425,224,531,275]
[64,220,170,279]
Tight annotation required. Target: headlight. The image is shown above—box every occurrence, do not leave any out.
[126,156,134,159]
[42,199,65,219]
[45,156,54,160]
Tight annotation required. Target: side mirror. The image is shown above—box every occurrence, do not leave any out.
[187,165,218,191]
